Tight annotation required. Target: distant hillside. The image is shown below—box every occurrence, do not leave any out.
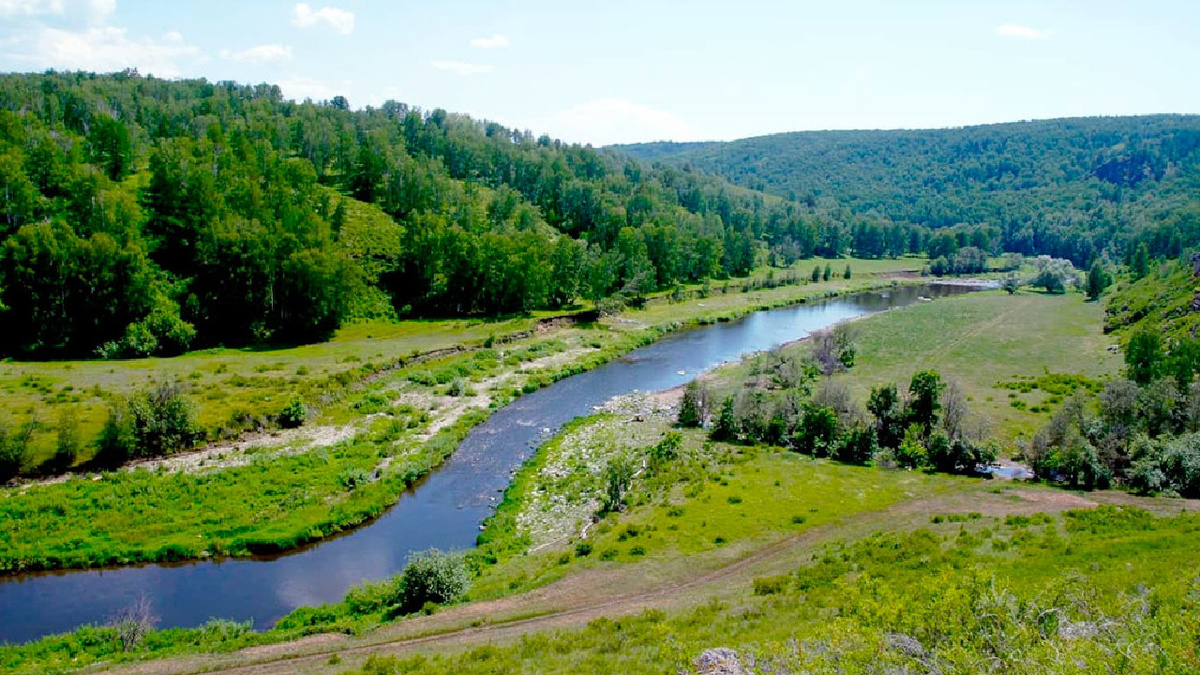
[619,116,1200,263]
[0,71,834,358]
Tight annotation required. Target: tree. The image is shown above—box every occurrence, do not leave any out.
[711,396,738,441]
[601,455,635,512]
[906,370,944,432]
[894,423,927,469]
[1131,242,1150,280]
[811,265,821,283]
[1030,257,1075,293]
[793,405,840,457]
[109,595,158,652]
[1126,329,1163,385]
[868,383,904,449]
[0,417,34,481]
[52,408,81,472]
[835,424,876,464]
[677,381,709,428]
[1086,261,1110,300]
[1000,272,1021,295]
[823,263,832,281]
[843,264,852,279]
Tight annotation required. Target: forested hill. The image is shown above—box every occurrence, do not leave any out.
[0,71,886,359]
[618,116,1200,263]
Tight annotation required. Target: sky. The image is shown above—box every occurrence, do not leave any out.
[0,0,1197,146]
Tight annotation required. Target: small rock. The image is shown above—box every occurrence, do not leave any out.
[886,633,926,658]
[694,648,743,675]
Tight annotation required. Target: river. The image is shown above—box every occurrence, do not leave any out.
[0,282,978,644]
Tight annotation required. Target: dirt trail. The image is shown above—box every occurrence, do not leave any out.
[93,485,1167,675]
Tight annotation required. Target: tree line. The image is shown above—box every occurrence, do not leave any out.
[677,333,995,475]
[621,116,1200,269]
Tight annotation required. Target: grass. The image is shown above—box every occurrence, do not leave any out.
[469,412,964,602]
[330,505,1200,675]
[726,288,1118,446]
[832,289,1118,444]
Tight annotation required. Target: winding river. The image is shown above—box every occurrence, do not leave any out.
[0,283,978,644]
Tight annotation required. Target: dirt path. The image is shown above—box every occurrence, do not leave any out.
[93,484,1176,675]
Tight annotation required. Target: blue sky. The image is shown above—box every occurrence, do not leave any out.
[0,0,1197,145]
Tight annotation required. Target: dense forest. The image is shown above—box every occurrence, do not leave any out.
[5,72,1200,360]
[3,71,915,358]
[620,116,1200,266]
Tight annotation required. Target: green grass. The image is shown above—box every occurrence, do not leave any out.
[334,505,1200,675]
[469,414,962,601]
[808,289,1117,444]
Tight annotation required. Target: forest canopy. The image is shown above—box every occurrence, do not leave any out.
[3,71,1199,359]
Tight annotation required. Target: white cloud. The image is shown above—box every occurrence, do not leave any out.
[277,75,337,101]
[470,34,509,49]
[0,0,112,21]
[30,26,201,77]
[431,60,494,76]
[0,0,64,16]
[220,44,292,64]
[292,3,354,35]
[996,23,1053,40]
[538,98,695,146]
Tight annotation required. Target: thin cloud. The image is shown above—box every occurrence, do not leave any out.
[220,44,292,63]
[470,34,509,49]
[432,60,494,76]
[292,3,354,35]
[0,0,113,22]
[996,23,1053,40]
[277,75,337,102]
[29,25,201,77]
[540,98,696,146]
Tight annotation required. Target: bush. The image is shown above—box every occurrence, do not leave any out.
[394,549,469,614]
[344,577,402,615]
[0,419,34,481]
[677,381,708,428]
[601,456,635,513]
[835,424,877,465]
[279,396,307,428]
[51,409,81,472]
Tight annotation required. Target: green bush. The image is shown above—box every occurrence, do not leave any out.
[394,549,470,614]
[279,396,307,428]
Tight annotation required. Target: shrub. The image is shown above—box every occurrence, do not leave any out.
[279,396,307,428]
[52,409,81,471]
[601,456,635,513]
[677,380,709,428]
[394,549,469,614]
[0,418,34,481]
[753,575,787,595]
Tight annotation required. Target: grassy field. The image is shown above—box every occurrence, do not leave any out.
[470,408,961,601]
[832,289,1119,444]
[711,288,1120,447]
